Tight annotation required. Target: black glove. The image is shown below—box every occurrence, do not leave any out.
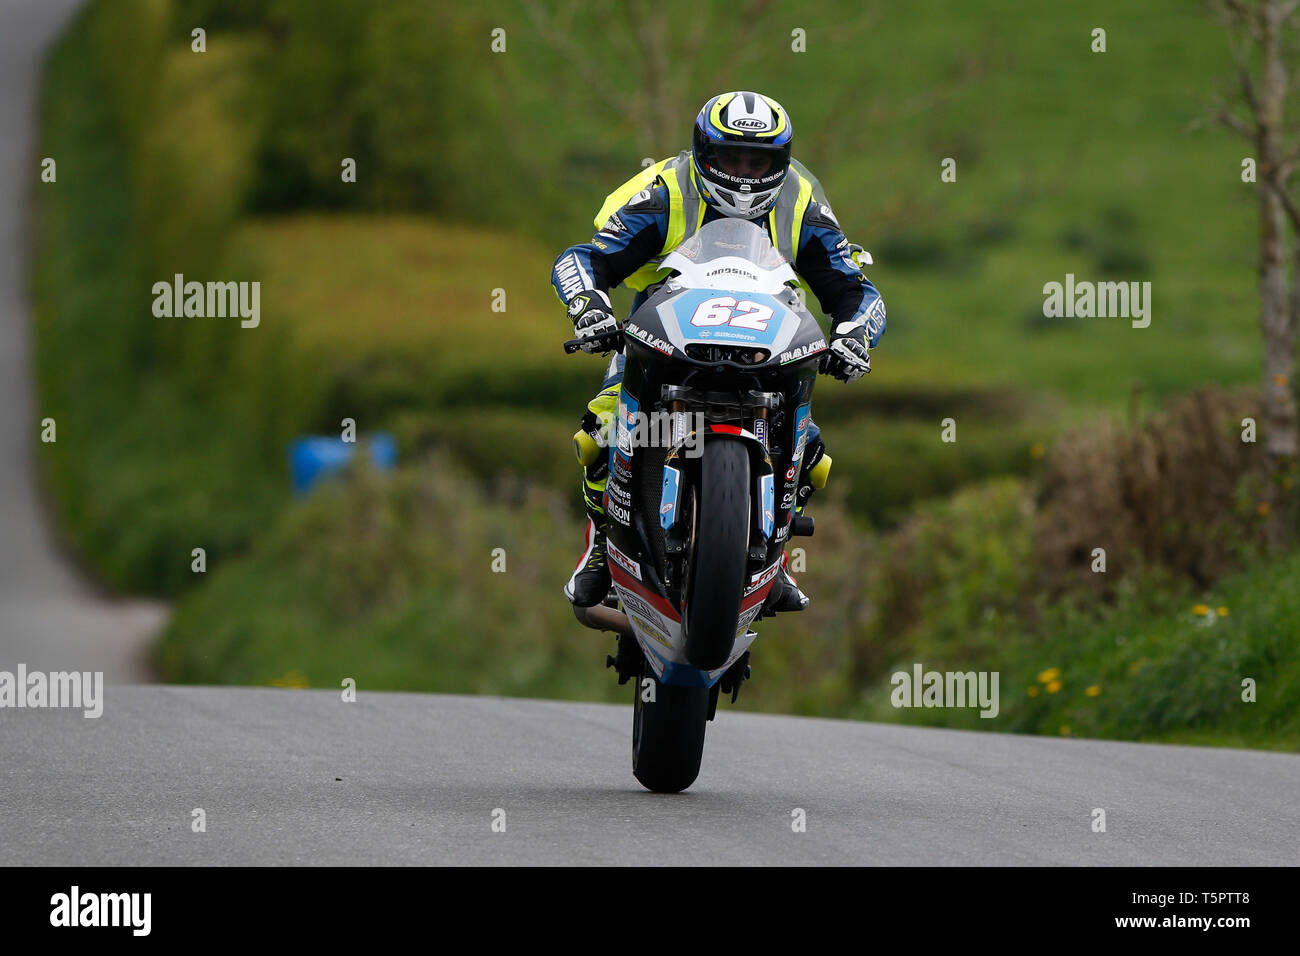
[566,290,621,354]
[823,322,871,383]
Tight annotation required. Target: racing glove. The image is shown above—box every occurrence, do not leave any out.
[824,322,871,383]
[567,290,621,354]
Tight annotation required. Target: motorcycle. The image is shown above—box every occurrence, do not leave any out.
[564,218,830,793]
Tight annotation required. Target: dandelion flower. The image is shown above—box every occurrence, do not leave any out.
[1037,667,1061,684]
[1217,606,1228,617]
[1060,725,1071,736]
[1046,679,1063,694]
[1086,685,1101,697]
[1192,604,1210,616]
[1028,686,1040,697]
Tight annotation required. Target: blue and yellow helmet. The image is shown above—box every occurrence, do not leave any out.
[691,91,793,219]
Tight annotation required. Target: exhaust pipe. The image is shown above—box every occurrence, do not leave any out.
[573,603,634,637]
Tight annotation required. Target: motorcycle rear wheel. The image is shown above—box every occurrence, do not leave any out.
[632,664,710,793]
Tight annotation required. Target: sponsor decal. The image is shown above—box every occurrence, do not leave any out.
[705,265,760,282]
[607,499,632,527]
[785,464,798,481]
[598,213,627,237]
[660,465,682,530]
[744,560,783,596]
[780,491,795,509]
[616,398,636,456]
[612,453,632,482]
[779,339,828,364]
[608,539,641,579]
[729,117,769,130]
[736,605,762,634]
[555,253,589,300]
[775,522,791,542]
[606,480,632,507]
[629,613,673,649]
[864,296,887,338]
[758,472,775,538]
[619,591,677,647]
[754,418,767,449]
[625,321,674,355]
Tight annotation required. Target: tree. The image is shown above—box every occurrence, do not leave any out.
[1214,0,1300,546]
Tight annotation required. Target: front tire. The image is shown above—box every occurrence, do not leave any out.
[632,665,710,793]
[683,437,750,671]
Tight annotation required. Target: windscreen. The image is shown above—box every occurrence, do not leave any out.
[659,218,798,295]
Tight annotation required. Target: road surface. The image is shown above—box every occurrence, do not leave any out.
[2,687,1296,865]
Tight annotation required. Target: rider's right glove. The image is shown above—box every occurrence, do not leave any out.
[824,322,872,383]
[567,290,621,354]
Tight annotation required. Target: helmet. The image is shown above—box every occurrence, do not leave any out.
[691,91,793,219]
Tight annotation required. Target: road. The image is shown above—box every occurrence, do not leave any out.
[2,686,1296,865]
[0,0,164,681]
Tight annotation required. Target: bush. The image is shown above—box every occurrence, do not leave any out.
[1035,385,1271,597]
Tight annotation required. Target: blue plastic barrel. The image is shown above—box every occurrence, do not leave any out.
[289,433,396,496]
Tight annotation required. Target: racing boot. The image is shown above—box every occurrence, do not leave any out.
[767,565,810,612]
[565,396,618,608]
[565,517,611,607]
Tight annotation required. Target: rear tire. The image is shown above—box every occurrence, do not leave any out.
[683,437,750,671]
[632,666,709,793]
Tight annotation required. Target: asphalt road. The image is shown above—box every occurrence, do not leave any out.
[2,686,1296,865]
[0,0,165,681]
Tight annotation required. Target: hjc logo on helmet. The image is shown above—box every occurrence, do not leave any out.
[730,117,769,130]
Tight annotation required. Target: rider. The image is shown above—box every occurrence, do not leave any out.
[552,91,885,610]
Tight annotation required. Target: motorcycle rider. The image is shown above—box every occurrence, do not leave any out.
[553,91,885,610]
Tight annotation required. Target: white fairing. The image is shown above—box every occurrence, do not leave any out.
[659,219,798,294]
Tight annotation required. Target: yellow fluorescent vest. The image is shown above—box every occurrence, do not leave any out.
[593,151,827,299]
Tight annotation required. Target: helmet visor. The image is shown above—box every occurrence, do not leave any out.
[695,140,789,191]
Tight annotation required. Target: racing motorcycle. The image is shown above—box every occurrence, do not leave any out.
[564,218,830,793]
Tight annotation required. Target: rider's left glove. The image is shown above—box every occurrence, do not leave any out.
[824,322,871,383]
